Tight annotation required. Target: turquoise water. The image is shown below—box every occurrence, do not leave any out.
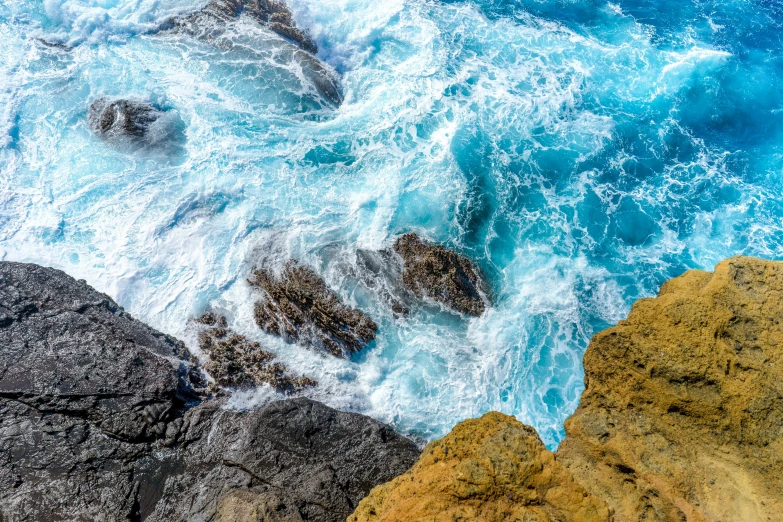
[1,0,782,447]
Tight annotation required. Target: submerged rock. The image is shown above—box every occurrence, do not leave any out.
[88,97,184,150]
[0,262,418,522]
[250,261,378,356]
[196,312,317,393]
[349,412,609,522]
[393,233,489,317]
[351,256,783,522]
[168,0,342,106]
[199,0,317,54]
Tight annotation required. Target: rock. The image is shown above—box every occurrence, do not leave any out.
[350,256,783,522]
[149,398,421,522]
[168,0,343,106]
[557,256,783,522]
[393,233,489,317]
[349,411,609,522]
[0,262,418,522]
[250,261,378,357]
[88,98,184,150]
[196,312,317,393]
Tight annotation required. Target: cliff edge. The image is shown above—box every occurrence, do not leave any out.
[350,256,783,522]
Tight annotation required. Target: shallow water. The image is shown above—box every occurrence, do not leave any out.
[2,0,782,447]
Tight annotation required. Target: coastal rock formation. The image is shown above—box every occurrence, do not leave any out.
[393,233,489,317]
[348,411,609,522]
[0,262,418,521]
[196,312,317,393]
[169,0,343,106]
[250,261,378,357]
[351,256,783,522]
[88,98,184,150]
[557,256,783,522]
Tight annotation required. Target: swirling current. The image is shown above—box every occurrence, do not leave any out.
[1,0,782,447]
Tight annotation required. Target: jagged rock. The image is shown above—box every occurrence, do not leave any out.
[349,412,609,522]
[196,313,317,393]
[199,0,317,54]
[87,98,184,150]
[557,256,783,521]
[351,256,783,522]
[393,233,489,317]
[168,0,343,106]
[250,261,378,357]
[0,262,418,522]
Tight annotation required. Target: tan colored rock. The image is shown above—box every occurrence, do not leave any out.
[558,256,783,522]
[350,256,783,522]
[348,411,609,522]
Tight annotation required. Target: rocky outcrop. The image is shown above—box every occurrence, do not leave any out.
[196,312,317,393]
[393,233,489,317]
[351,256,783,522]
[195,0,317,54]
[250,261,378,357]
[0,262,418,521]
[168,0,342,106]
[348,411,609,522]
[88,98,184,150]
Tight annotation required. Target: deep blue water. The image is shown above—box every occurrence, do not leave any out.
[1,0,782,447]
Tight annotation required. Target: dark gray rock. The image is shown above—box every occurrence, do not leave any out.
[393,233,490,317]
[88,98,185,151]
[166,0,343,106]
[0,263,419,521]
[249,261,378,357]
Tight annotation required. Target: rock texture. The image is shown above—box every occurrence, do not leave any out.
[168,0,343,106]
[351,256,783,522]
[0,262,418,522]
[393,233,489,317]
[250,261,378,357]
[557,256,783,522]
[196,312,317,393]
[349,412,609,522]
[88,98,183,150]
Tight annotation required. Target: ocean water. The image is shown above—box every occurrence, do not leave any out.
[1,0,782,447]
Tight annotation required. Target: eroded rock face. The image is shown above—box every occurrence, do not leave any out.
[250,261,378,356]
[393,233,489,317]
[349,411,609,522]
[557,256,783,522]
[0,262,418,522]
[351,256,783,522]
[196,312,317,393]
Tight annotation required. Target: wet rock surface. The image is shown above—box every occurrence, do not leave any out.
[250,261,378,357]
[168,0,343,106]
[393,233,489,317]
[88,98,184,151]
[0,262,418,522]
[351,256,783,522]
[197,312,317,393]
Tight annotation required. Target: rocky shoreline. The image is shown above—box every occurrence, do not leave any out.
[350,256,783,522]
[2,256,781,521]
[0,262,418,521]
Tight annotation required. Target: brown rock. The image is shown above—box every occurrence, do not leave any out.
[250,261,378,357]
[393,233,488,317]
[349,411,609,522]
[197,313,316,393]
[350,256,783,522]
[557,256,783,522]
